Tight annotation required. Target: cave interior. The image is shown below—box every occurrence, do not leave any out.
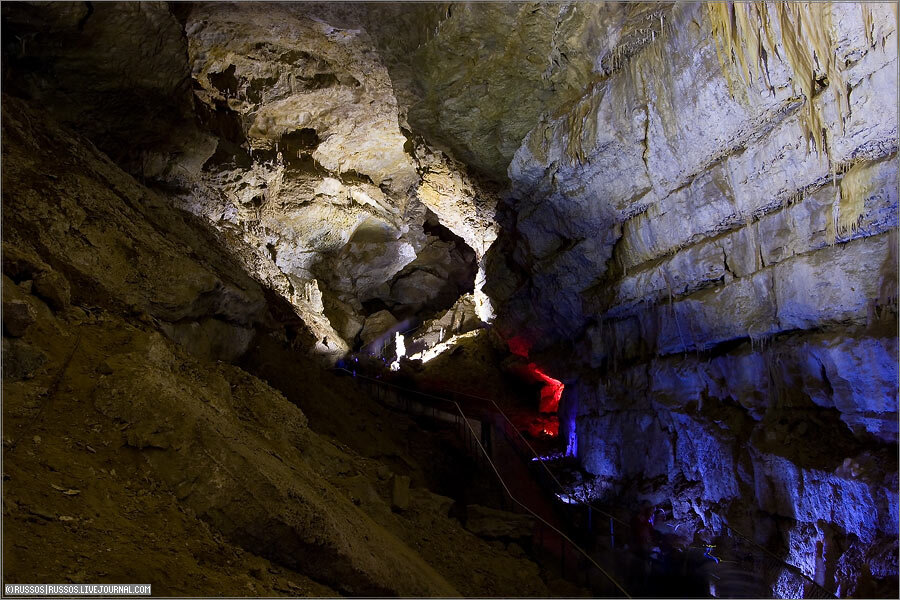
[1,1,898,598]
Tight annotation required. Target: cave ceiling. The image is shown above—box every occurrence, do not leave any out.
[0,1,675,358]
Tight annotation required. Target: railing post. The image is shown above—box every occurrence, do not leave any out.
[610,517,615,549]
[581,552,588,588]
[561,539,566,577]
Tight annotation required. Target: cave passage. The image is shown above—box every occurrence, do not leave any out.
[1,1,897,599]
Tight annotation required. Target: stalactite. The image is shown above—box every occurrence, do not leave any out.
[861,3,875,48]
[566,10,674,164]
[645,23,680,143]
[826,161,870,244]
[707,1,850,158]
[564,86,604,164]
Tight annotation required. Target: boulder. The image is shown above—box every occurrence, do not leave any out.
[414,490,455,518]
[2,338,47,381]
[32,270,71,312]
[360,310,399,348]
[391,475,410,512]
[2,243,49,281]
[158,318,256,363]
[389,270,447,313]
[3,299,36,337]
[322,294,365,344]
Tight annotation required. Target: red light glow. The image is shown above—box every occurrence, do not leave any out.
[507,336,532,358]
[527,417,559,438]
[530,364,564,413]
[507,334,564,414]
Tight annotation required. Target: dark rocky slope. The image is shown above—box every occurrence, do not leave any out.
[1,96,560,596]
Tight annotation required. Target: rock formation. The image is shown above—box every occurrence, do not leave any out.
[483,3,899,596]
[2,1,897,597]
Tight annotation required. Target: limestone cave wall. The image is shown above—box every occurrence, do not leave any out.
[485,3,898,596]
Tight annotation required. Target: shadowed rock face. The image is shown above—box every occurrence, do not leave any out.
[1,95,456,596]
[2,1,898,597]
[361,1,673,182]
[1,1,499,359]
[481,3,898,596]
[0,2,198,171]
[0,66,550,600]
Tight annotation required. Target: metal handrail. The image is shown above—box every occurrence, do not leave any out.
[338,368,632,598]
[463,379,834,598]
[340,367,842,599]
[342,368,636,540]
[463,379,838,598]
[423,381,840,598]
[408,382,634,531]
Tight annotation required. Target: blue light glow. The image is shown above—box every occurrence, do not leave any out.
[565,418,577,457]
[555,492,579,505]
[531,451,565,462]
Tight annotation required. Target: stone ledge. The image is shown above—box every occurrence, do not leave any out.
[575,325,898,443]
[583,230,895,361]
[595,155,899,317]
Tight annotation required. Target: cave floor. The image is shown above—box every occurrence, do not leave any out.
[4,305,589,596]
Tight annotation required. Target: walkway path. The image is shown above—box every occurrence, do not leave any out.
[338,368,632,597]
[338,368,837,599]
